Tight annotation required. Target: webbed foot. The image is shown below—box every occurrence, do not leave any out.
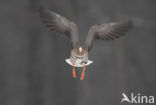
[72,63,76,78]
[80,64,86,80]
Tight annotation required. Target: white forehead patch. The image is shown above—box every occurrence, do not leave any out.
[79,47,82,52]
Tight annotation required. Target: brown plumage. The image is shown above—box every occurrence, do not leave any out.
[39,6,132,80]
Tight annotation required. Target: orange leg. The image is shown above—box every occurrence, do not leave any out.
[80,64,86,80]
[72,63,76,78]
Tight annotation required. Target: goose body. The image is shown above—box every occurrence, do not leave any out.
[66,46,93,67]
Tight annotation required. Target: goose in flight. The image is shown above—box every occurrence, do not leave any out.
[39,6,132,80]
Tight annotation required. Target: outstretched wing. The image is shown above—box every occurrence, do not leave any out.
[39,6,78,48]
[84,21,132,51]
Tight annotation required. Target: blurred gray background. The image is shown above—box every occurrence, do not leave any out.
[0,0,156,105]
